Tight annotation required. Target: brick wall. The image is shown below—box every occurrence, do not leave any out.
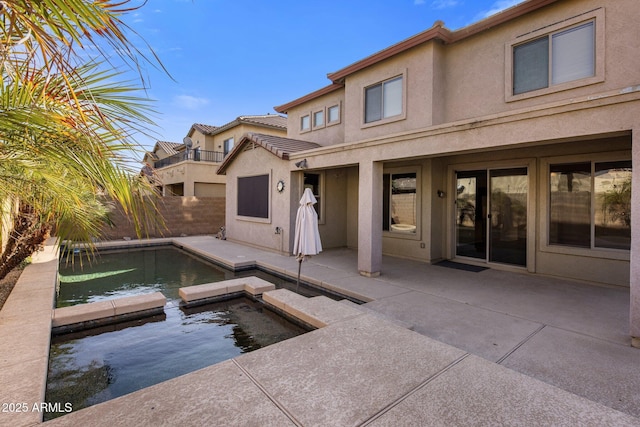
[100,196,225,240]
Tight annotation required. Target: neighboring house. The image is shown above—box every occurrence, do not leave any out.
[144,114,287,197]
[218,0,640,345]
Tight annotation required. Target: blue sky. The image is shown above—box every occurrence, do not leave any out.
[122,0,524,154]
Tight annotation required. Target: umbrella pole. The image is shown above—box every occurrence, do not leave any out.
[296,258,302,292]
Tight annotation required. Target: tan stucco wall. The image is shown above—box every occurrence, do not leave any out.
[194,183,225,197]
[441,1,638,122]
[225,146,291,254]
[342,42,438,143]
[155,161,225,197]
[315,168,349,249]
[287,90,345,145]
[263,0,640,288]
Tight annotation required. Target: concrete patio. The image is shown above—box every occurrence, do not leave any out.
[1,235,639,426]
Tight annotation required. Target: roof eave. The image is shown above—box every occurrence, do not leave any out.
[327,25,453,84]
[327,0,560,84]
[274,83,344,114]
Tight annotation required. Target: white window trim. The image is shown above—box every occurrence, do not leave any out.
[362,71,407,128]
[540,152,631,261]
[327,103,342,127]
[382,165,421,240]
[505,8,604,102]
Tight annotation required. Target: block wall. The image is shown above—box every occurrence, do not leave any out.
[100,196,225,240]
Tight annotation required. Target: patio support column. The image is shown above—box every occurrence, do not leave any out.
[631,128,640,348]
[358,160,382,277]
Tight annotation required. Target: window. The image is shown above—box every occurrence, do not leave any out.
[313,110,324,128]
[303,173,322,222]
[365,76,403,123]
[300,115,310,132]
[223,137,234,156]
[513,21,594,95]
[383,172,417,234]
[237,174,269,219]
[327,105,340,124]
[549,160,631,250]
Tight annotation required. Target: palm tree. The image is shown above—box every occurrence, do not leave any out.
[0,1,167,280]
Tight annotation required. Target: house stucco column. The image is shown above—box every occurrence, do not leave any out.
[631,128,640,348]
[358,160,383,277]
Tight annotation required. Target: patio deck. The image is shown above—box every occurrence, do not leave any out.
[1,236,638,426]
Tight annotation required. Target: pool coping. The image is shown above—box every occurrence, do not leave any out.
[2,238,639,426]
[51,292,166,334]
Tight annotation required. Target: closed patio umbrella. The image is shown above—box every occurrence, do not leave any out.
[293,188,322,289]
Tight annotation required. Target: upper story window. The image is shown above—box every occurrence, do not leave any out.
[300,115,310,132]
[365,76,403,123]
[313,110,324,128]
[223,137,234,156]
[513,21,594,95]
[327,104,340,124]
[507,9,604,101]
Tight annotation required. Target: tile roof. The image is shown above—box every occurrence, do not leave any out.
[237,114,287,129]
[215,114,287,134]
[217,132,321,174]
[191,123,219,135]
[188,115,287,139]
[155,141,183,155]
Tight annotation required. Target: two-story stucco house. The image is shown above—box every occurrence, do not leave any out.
[145,114,286,197]
[218,0,640,345]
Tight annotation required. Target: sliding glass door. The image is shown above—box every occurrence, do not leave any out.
[456,168,528,267]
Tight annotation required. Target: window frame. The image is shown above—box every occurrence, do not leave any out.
[540,152,631,261]
[327,103,341,126]
[300,114,311,133]
[236,173,271,223]
[382,166,421,239]
[505,9,604,102]
[362,73,407,127]
[223,137,234,157]
[312,108,325,130]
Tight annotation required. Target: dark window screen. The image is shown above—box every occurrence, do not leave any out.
[237,175,269,218]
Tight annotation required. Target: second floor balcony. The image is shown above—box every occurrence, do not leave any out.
[154,149,225,169]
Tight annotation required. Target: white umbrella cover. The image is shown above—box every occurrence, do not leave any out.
[293,188,322,287]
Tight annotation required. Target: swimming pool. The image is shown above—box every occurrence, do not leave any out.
[46,247,313,420]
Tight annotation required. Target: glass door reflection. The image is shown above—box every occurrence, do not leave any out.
[456,170,487,260]
[456,168,527,267]
[489,168,527,266]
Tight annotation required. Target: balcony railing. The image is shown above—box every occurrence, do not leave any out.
[154,149,224,169]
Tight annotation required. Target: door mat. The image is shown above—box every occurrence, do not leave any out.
[436,260,489,272]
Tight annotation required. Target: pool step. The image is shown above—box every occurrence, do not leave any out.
[178,276,276,307]
[52,292,166,334]
[262,288,364,329]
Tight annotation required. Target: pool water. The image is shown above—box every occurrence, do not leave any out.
[46,247,314,420]
[57,247,232,306]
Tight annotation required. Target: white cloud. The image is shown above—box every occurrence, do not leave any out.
[174,95,210,110]
[414,0,426,5]
[430,0,459,9]
[478,0,524,19]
